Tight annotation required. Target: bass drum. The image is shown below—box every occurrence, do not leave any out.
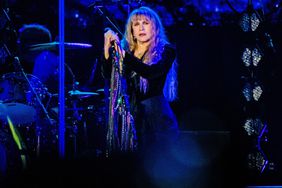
[0,72,49,125]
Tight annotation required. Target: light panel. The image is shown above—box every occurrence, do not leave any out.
[243,118,264,136]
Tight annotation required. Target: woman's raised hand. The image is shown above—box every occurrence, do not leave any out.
[104,29,120,60]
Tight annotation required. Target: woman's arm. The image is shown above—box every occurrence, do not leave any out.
[123,44,176,79]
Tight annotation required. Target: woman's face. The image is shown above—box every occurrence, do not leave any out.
[132,15,153,44]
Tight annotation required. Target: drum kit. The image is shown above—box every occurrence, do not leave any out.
[0,40,107,169]
[0,3,117,176]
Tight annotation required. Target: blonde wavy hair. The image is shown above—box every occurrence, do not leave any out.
[121,6,178,101]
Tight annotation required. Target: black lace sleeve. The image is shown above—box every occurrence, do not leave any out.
[123,44,176,79]
[100,55,112,79]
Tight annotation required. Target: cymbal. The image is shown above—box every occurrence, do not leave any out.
[68,90,99,98]
[28,42,93,51]
[96,88,111,93]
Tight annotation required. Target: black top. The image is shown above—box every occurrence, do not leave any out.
[101,44,176,102]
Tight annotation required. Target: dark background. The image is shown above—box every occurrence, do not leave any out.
[1,0,282,186]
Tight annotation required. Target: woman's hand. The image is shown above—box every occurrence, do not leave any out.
[104,29,121,60]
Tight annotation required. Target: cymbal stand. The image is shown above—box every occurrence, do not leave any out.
[65,62,81,122]
[16,57,54,157]
[65,63,81,157]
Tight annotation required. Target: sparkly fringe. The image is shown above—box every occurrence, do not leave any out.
[106,52,137,157]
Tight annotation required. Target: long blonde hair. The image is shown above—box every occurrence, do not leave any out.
[121,6,178,101]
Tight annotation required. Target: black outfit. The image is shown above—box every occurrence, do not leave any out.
[101,44,179,152]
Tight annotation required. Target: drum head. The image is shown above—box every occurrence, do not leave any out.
[0,72,48,105]
[0,103,36,125]
[0,72,48,125]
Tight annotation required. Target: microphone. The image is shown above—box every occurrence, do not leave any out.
[104,27,126,60]
[104,27,117,48]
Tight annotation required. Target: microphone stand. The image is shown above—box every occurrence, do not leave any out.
[88,3,124,36]
[89,3,123,155]
[89,3,137,154]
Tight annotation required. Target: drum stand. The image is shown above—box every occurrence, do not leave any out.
[65,63,82,158]
[16,57,55,157]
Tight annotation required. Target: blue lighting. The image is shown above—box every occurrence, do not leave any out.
[76,0,279,27]
[59,0,65,158]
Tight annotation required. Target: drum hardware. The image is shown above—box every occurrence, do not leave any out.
[1,11,102,159]
[42,63,96,158]
[68,90,99,99]
[41,90,107,158]
[6,116,28,170]
[0,24,53,125]
[0,102,36,125]
[0,127,25,177]
[1,43,54,158]
[65,120,79,158]
[12,58,54,120]
[2,57,53,157]
[28,42,92,52]
[0,12,98,161]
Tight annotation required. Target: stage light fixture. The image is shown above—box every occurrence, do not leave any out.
[252,48,262,66]
[253,84,263,101]
[239,11,260,32]
[250,12,260,31]
[241,47,262,67]
[243,118,264,136]
[237,1,275,175]
[242,82,263,102]
[242,82,252,101]
[242,48,252,67]
[248,150,268,172]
